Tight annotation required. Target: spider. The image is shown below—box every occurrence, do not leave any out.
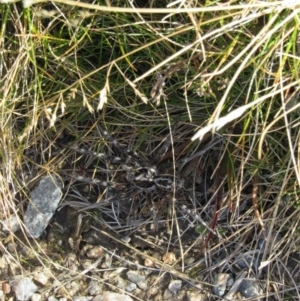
[67,121,221,233]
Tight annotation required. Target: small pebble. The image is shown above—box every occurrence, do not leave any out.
[184,257,195,265]
[126,283,137,292]
[168,280,182,294]
[10,277,38,301]
[144,258,153,267]
[126,271,147,289]
[126,271,146,284]
[33,272,49,286]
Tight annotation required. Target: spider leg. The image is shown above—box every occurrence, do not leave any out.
[98,124,152,165]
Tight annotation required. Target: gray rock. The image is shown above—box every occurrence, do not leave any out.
[33,272,49,286]
[24,175,63,238]
[10,277,38,301]
[126,271,147,290]
[126,271,145,283]
[184,257,195,265]
[125,283,137,292]
[48,297,58,301]
[213,273,232,297]
[238,278,264,301]
[2,214,21,233]
[168,280,182,294]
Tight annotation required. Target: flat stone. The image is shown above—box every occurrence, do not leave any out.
[238,278,264,301]
[10,277,38,301]
[213,273,232,297]
[126,271,147,290]
[33,272,49,286]
[125,283,137,292]
[24,175,63,238]
[2,214,21,233]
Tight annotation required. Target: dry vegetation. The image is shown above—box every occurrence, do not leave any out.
[0,0,300,300]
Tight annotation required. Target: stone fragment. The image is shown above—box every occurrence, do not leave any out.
[10,277,38,301]
[126,271,147,290]
[213,273,232,297]
[125,283,136,292]
[168,280,182,294]
[24,175,63,238]
[2,214,21,233]
[184,257,195,265]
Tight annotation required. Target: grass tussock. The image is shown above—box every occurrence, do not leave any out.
[0,0,300,300]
